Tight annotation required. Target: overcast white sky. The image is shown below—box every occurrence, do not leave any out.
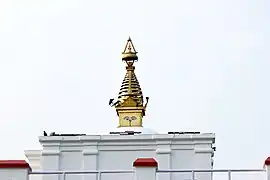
[0,0,269,178]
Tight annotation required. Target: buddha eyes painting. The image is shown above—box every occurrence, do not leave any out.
[123,116,137,121]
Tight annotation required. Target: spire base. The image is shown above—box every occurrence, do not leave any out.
[116,106,145,127]
[110,127,157,135]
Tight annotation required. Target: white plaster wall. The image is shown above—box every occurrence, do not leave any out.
[0,169,29,180]
[26,133,215,180]
[25,150,42,170]
[25,150,42,180]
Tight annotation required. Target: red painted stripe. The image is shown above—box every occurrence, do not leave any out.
[265,157,270,166]
[0,160,31,171]
[133,158,158,167]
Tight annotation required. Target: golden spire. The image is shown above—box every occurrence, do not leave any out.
[122,36,138,63]
[109,37,149,128]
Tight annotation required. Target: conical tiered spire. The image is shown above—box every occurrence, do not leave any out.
[110,37,149,128]
[117,70,143,106]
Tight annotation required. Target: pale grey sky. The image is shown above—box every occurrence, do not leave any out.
[0,0,269,177]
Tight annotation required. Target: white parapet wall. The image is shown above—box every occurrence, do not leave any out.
[1,157,270,180]
[25,150,42,180]
[25,132,215,180]
[25,150,42,170]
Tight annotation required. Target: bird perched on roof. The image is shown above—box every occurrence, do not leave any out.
[43,131,47,136]
[50,132,56,136]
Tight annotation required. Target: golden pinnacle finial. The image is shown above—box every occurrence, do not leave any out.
[122,37,138,64]
[109,38,149,128]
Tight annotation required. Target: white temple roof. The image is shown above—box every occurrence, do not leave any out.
[110,127,157,134]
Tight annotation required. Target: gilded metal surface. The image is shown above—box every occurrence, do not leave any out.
[112,37,149,127]
[121,36,138,62]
